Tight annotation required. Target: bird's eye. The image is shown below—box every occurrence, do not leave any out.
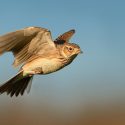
[68,47,73,51]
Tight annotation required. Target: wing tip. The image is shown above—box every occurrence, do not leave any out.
[54,29,76,44]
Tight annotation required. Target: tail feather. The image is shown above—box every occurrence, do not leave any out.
[0,71,33,97]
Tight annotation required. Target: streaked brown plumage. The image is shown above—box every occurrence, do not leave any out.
[0,26,82,97]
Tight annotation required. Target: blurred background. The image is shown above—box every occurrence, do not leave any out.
[0,0,125,125]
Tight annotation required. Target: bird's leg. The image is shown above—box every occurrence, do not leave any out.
[23,70,36,77]
[23,68,43,76]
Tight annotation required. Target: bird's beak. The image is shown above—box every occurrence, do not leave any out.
[80,50,83,54]
[76,49,83,54]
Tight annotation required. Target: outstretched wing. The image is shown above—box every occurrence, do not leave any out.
[0,27,56,67]
[54,29,75,44]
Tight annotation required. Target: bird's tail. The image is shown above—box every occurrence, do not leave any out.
[0,71,33,97]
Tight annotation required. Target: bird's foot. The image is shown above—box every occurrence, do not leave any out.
[23,71,36,76]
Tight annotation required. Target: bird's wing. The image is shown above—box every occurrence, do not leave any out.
[0,27,56,67]
[54,29,75,44]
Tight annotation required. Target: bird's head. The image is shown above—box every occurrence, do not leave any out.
[60,43,83,60]
[55,29,82,63]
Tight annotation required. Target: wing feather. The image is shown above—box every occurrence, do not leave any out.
[0,27,55,67]
[54,29,75,44]
[28,30,55,55]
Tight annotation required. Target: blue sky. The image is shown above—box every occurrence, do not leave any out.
[0,0,125,108]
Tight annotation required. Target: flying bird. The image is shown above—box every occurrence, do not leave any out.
[0,27,82,97]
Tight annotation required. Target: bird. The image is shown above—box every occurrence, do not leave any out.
[0,26,82,97]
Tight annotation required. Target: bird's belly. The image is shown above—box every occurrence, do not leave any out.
[41,59,63,74]
[23,58,63,74]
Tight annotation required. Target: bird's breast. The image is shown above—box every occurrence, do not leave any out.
[41,58,64,74]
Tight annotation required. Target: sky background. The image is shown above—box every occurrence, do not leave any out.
[0,0,125,116]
